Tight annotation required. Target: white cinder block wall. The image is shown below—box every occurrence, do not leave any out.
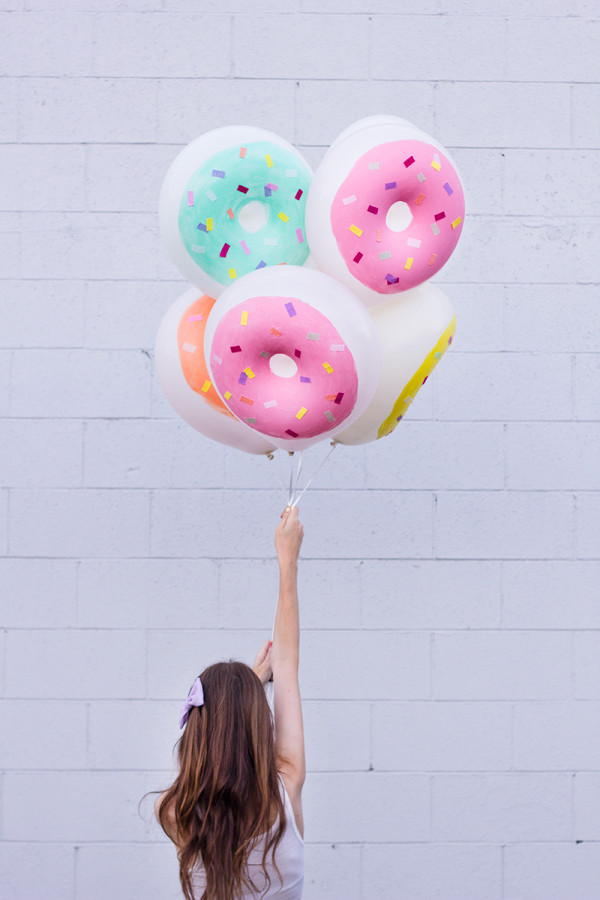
[1,1,599,898]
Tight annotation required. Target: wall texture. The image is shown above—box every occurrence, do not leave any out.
[1,1,599,898]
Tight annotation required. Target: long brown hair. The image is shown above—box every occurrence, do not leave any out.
[157,661,286,900]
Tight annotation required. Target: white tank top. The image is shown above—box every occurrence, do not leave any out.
[190,780,304,899]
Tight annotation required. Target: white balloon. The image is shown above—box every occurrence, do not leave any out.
[335,283,456,446]
[154,287,277,455]
[204,265,382,452]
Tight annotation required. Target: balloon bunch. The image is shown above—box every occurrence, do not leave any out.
[155,116,464,501]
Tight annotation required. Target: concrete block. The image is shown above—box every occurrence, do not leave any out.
[1,280,84,348]
[5,629,146,698]
[0,226,21,278]
[76,843,180,900]
[435,491,575,560]
[157,78,296,144]
[360,560,502,630]
[19,77,158,143]
[373,701,511,771]
[507,16,600,82]
[303,0,439,9]
[0,844,74,900]
[0,350,11,416]
[0,145,85,212]
[575,219,600,283]
[440,0,597,11]
[372,16,507,81]
[300,630,430,701]
[151,488,433,559]
[146,628,262,699]
[296,80,435,147]
[21,211,160,280]
[504,284,600,352]
[78,558,219,629]
[365,423,504,490]
[573,85,600,149]
[574,773,600,840]
[435,82,571,149]
[574,355,600,420]
[506,424,600,490]
[504,843,600,900]
[574,633,600,699]
[433,631,572,700]
[304,772,430,842]
[503,561,600,629]
[0,559,77,628]
[9,488,150,558]
[233,14,369,79]
[87,144,177,213]
[165,0,299,10]
[0,699,87,768]
[84,419,225,488]
[304,844,361,900]
[2,771,160,841]
[0,419,82,487]
[362,843,502,900]
[432,773,572,841]
[0,12,94,75]
[218,558,362,630]
[431,282,504,353]
[10,349,152,417]
[93,12,230,77]
[303,700,370,771]
[449,149,503,216]
[84,279,180,351]
[88,700,180,770]
[504,150,600,217]
[576,492,600,559]
[0,489,7,556]
[0,76,17,141]
[513,701,600,770]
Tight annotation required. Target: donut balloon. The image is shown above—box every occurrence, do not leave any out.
[305,116,465,307]
[334,283,456,446]
[159,126,313,296]
[154,287,277,455]
[204,266,381,451]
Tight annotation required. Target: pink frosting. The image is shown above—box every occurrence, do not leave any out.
[331,139,465,293]
[210,294,358,440]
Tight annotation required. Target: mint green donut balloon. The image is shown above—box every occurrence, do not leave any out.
[159,126,313,297]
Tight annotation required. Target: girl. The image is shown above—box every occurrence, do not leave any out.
[156,507,305,900]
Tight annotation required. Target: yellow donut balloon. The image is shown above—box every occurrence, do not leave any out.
[334,282,455,446]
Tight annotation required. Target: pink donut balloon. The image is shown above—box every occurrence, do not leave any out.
[204,266,381,451]
[305,116,465,307]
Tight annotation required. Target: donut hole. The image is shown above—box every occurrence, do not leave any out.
[386,200,413,233]
[269,354,298,378]
[238,200,270,234]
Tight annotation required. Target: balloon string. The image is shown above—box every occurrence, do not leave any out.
[287,453,295,506]
[291,441,337,509]
[290,450,304,506]
[272,452,289,502]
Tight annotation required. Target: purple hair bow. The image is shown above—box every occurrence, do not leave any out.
[179,676,204,729]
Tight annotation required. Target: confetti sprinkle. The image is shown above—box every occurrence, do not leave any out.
[379,251,392,260]
[212,169,225,178]
[240,240,250,256]
[205,188,217,202]
[285,429,299,438]
[386,272,399,284]
[342,195,357,205]
[369,162,380,170]
[259,350,271,359]
[255,260,267,269]
[295,349,302,358]
[244,367,255,379]
[230,345,242,353]
[191,245,205,253]
[295,189,303,200]
[228,267,237,279]
[227,208,234,220]
[415,193,425,206]
[307,332,320,341]
[296,407,307,420]
[197,222,207,232]
[407,237,422,248]
[353,252,363,263]
[266,182,278,191]
[405,257,414,270]
[452,216,462,229]
[264,399,277,408]
[428,253,437,266]
[265,237,278,246]
[220,243,230,258]
[431,223,440,236]
[376,228,382,242]
[434,211,446,221]
[417,172,426,183]
[240,395,253,405]
[240,310,248,326]
[285,302,297,317]
[237,185,249,194]
[443,182,454,196]
[212,354,222,365]
[182,342,196,353]
[224,391,232,401]
[367,205,378,214]
[296,228,304,243]
[334,392,344,404]
[278,212,289,222]
[270,327,281,336]
[300,376,311,383]
[206,218,213,231]
[201,380,211,393]
[264,187,272,197]
[239,372,248,385]
[431,159,441,172]
[349,224,363,237]
[404,155,415,167]
[239,147,247,158]
[330,344,345,351]
[324,410,335,423]
[245,417,257,423]
[323,362,334,374]
[385,181,397,190]
[188,314,203,322]
[187,191,194,206]
[434,352,442,360]
[265,153,274,168]
[326,393,337,401]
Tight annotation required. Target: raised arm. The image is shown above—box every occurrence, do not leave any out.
[272,507,305,827]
